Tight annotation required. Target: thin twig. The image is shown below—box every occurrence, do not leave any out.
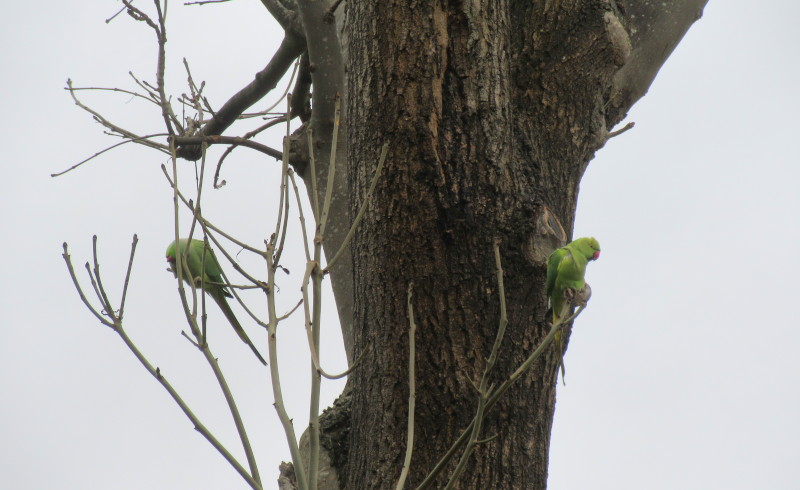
[117,234,139,321]
[62,244,113,328]
[306,128,320,219]
[65,79,169,153]
[91,236,116,318]
[443,241,508,489]
[120,0,182,134]
[317,94,340,239]
[129,71,162,105]
[105,4,127,23]
[202,329,263,485]
[213,116,287,188]
[185,0,232,5]
[276,299,304,322]
[68,85,161,106]
[396,283,417,490]
[51,133,170,177]
[308,205,324,489]
[605,121,635,141]
[323,142,388,273]
[288,169,312,263]
[84,262,107,314]
[259,57,300,117]
[272,116,292,269]
[182,57,206,129]
[181,330,201,347]
[306,93,343,490]
[119,327,263,490]
[193,235,263,482]
[190,143,210,340]
[416,306,587,490]
[153,0,180,135]
[265,240,309,490]
[299,262,367,380]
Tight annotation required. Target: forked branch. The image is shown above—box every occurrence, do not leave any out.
[62,236,263,490]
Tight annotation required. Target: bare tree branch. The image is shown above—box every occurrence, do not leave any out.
[63,238,263,489]
[606,1,709,126]
[51,133,170,177]
[295,0,343,135]
[210,113,289,188]
[68,84,161,106]
[292,0,352,365]
[266,235,309,490]
[121,0,183,135]
[185,0,233,6]
[176,35,304,160]
[258,0,301,34]
[65,79,170,153]
[172,135,283,160]
[166,146,266,483]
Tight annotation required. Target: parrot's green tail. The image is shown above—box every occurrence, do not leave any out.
[554,329,567,385]
[212,289,268,366]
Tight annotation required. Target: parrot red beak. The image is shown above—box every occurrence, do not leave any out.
[166,256,175,263]
[592,251,600,260]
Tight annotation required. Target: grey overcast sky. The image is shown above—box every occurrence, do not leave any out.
[2,2,798,489]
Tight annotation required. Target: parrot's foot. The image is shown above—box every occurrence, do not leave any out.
[564,283,592,308]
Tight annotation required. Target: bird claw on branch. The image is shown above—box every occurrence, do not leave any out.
[564,283,592,309]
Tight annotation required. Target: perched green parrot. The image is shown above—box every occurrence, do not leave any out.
[166,239,267,365]
[546,236,601,381]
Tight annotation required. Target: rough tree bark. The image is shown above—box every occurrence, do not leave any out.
[340,0,706,488]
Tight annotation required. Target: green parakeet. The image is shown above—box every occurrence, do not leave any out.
[166,239,267,365]
[546,236,600,380]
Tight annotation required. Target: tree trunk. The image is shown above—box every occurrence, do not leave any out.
[341,0,703,487]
